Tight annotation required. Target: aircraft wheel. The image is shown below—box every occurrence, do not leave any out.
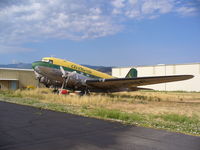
[52,89,59,94]
[79,90,90,96]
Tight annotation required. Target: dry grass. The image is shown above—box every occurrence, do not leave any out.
[14,88,112,107]
[11,88,200,118]
[108,91,200,117]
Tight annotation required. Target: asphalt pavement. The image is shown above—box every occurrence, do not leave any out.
[0,101,199,150]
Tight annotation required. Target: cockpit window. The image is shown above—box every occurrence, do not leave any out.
[42,59,53,64]
[42,59,49,62]
[49,60,53,64]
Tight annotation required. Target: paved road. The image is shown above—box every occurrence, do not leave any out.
[0,101,199,150]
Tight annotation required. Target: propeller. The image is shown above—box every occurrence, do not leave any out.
[34,71,41,88]
[60,66,91,95]
[59,66,76,94]
[60,66,68,78]
[60,66,67,93]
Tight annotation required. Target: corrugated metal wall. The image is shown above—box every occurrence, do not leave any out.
[112,63,200,92]
[0,81,10,90]
[0,68,37,89]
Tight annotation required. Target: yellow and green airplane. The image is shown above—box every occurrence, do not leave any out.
[32,57,193,95]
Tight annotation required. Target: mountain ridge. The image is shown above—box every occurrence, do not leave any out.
[0,63,113,74]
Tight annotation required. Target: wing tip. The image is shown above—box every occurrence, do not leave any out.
[183,75,194,80]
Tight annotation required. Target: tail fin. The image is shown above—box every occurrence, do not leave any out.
[125,68,137,78]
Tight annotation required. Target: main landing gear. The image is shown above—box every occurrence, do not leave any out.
[79,88,90,96]
[52,88,90,96]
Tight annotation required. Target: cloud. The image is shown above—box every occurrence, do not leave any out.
[0,45,33,54]
[111,0,125,8]
[0,0,122,44]
[176,6,197,16]
[0,0,199,53]
[111,0,199,19]
[175,0,200,16]
[141,0,174,14]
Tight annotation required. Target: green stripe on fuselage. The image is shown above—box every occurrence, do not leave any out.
[32,61,101,79]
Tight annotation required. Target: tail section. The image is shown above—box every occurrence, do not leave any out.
[125,68,137,78]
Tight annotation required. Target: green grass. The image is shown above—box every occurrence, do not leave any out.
[83,108,200,135]
[0,90,21,98]
[86,108,144,123]
[160,113,199,124]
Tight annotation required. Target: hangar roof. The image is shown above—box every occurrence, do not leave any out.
[0,68,33,71]
[112,62,200,69]
[0,78,19,81]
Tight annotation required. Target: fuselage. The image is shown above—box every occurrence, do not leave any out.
[32,57,113,90]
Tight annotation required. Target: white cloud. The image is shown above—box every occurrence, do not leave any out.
[176,6,198,16]
[141,0,174,14]
[111,0,125,8]
[129,0,138,6]
[125,9,141,18]
[0,0,198,53]
[0,45,33,54]
[0,0,120,44]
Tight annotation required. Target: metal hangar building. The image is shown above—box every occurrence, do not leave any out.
[112,63,200,92]
[0,68,37,90]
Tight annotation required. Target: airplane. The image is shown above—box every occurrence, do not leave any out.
[32,57,193,95]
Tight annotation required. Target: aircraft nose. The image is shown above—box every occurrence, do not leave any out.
[32,61,41,70]
[32,61,44,75]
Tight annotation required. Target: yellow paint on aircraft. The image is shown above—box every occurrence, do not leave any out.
[42,57,114,79]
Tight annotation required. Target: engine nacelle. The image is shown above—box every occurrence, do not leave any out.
[65,72,88,89]
[38,76,52,87]
[40,76,49,84]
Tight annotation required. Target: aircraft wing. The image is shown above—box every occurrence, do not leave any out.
[86,75,193,92]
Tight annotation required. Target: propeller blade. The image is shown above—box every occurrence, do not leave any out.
[69,71,76,76]
[59,76,69,94]
[37,79,40,88]
[61,80,66,89]
[34,71,41,88]
[60,66,67,77]
[34,71,40,78]
[59,70,77,94]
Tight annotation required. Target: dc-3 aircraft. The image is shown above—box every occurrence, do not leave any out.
[32,57,193,95]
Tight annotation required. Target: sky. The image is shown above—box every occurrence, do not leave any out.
[0,0,200,67]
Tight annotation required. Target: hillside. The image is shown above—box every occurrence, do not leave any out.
[0,63,112,74]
